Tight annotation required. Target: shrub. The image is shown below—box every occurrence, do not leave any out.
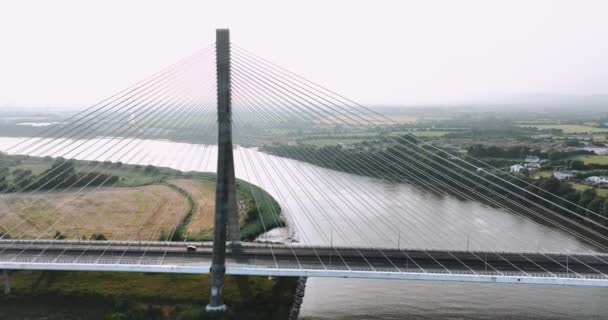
[90,233,107,241]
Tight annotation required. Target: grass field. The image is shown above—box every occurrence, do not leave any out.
[167,179,215,238]
[318,114,418,125]
[0,175,283,242]
[300,130,451,147]
[9,156,181,187]
[0,184,190,240]
[2,271,296,319]
[301,138,372,147]
[533,170,553,179]
[517,124,608,134]
[574,155,608,165]
[393,130,451,137]
[1,153,285,242]
[569,183,608,197]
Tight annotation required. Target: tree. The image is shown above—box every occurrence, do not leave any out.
[587,197,604,215]
[564,139,582,147]
[602,199,608,224]
[90,233,107,240]
[568,160,586,170]
[579,188,597,208]
[36,159,77,189]
[539,178,561,194]
[13,169,33,189]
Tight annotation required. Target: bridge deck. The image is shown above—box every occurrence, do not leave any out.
[0,240,606,287]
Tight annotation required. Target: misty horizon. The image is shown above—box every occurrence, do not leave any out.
[1,0,608,107]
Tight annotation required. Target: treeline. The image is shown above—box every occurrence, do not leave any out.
[467,144,594,161]
[531,177,607,217]
[467,144,608,170]
[467,145,542,159]
[444,124,538,139]
[261,140,608,232]
[0,157,118,192]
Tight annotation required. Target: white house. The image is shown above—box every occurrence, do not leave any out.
[510,164,525,173]
[553,171,577,180]
[586,176,608,185]
[525,155,540,163]
[524,163,541,172]
[337,143,355,150]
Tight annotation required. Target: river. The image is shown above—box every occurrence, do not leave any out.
[0,137,606,319]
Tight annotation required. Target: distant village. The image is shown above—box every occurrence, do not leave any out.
[510,153,608,187]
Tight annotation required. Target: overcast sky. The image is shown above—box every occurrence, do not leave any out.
[1,0,607,108]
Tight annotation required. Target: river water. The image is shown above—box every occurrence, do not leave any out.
[0,137,606,319]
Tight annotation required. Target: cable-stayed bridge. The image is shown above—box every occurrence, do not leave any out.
[0,30,607,309]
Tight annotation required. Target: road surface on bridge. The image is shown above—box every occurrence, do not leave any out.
[0,240,606,287]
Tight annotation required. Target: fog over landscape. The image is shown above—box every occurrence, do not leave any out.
[1,0,607,108]
[1,1,608,320]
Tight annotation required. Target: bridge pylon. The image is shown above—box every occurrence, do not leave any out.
[206,28,240,312]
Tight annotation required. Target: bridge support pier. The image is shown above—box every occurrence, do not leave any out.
[2,270,9,295]
[207,28,237,313]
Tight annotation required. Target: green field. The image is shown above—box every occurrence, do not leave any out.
[9,156,180,187]
[569,183,608,197]
[533,170,553,179]
[2,155,283,242]
[2,271,296,319]
[395,130,452,137]
[301,138,372,147]
[300,130,452,147]
[574,155,608,165]
[517,124,608,134]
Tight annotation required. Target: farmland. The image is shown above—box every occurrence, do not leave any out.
[167,179,215,238]
[317,114,418,125]
[517,124,608,134]
[301,138,372,147]
[0,156,283,242]
[574,155,608,165]
[299,130,453,147]
[569,183,608,197]
[0,184,189,240]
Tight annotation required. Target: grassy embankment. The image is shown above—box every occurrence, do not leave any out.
[1,271,297,319]
[164,175,284,241]
[0,155,284,241]
[0,156,292,319]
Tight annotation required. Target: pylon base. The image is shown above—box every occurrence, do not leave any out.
[205,304,227,312]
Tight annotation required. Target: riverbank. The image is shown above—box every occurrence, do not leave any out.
[0,154,295,319]
[260,143,608,251]
[0,271,298,319]
[0,154,284,242]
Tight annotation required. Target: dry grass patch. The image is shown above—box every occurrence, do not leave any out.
[166,179,215,237]
[0,184,189,240]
